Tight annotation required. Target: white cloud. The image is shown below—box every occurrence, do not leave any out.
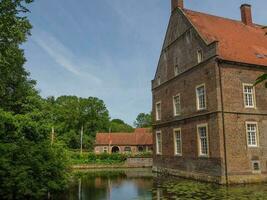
[32,30,102,85]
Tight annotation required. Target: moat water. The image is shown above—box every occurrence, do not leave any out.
[55,168,267,200]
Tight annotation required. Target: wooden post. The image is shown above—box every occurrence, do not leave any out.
[108,127,111,154]
[80,125,83,155]
[51,126,55,145]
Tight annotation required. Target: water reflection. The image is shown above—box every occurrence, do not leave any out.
[55,169,267,200]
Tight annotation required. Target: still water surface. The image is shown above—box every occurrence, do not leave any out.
[56,168,267,200]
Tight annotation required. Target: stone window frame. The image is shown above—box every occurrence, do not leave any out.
[196,83,207,111]
[197,123,210,157]
[251,160,261,173]
[243,83,256,109]
[173,128,182,156]
[156,130,162,155]
[155,101,162,121]
[245,121,259,148]
[197,49,203,63]
[173,93,181,117]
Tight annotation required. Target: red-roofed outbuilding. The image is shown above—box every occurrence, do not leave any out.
[94,128,152,154]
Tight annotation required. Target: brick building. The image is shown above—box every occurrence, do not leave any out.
[152,0,267,184]
[94,128,152,154]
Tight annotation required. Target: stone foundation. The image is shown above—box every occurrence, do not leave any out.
[153,166,267,184]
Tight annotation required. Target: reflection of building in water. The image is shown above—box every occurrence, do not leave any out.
[95,128,153,154]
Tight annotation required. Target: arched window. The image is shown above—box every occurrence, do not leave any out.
[111,146,120,153]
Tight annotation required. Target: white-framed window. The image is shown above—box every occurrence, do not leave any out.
[246,122,258,147]
[173,128,182,156]
[173,94,181,116]
[156,131,162,155]
[243,84,256,108]
[155,102,161,121]
[197,49,203,63]
[196,84,206,110]
[197,124,209,157]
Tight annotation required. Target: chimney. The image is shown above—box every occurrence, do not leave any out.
[171,0,184,12]
[240,4,253,26]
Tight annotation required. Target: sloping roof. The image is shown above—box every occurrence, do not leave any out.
[183,9,267,66]
[95,128,152,146]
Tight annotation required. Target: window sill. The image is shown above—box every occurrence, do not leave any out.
[198,155,209,158]
[174,154,182,157]
[197,108,207,111]
[248,146,258,148]
[252,170,261,174]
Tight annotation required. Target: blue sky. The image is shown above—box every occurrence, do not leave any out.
[23,0,267,125]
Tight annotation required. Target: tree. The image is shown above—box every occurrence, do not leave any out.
[0,1,69,199]
[0,110,69,199]
[255,74,267,88]
[0,0,39,114]
[49,96,110,150]
[110,119,134,132]
[134,113,152,128]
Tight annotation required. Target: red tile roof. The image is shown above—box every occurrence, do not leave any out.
[183,9,267,66]
[95,128,152,146]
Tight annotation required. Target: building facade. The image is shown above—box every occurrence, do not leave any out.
[94,128,152,154]
[152,0,267,184]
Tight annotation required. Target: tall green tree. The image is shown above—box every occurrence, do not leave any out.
[110,119,134,132]
[50,96,110,149]
[0,1,69,199]
[0,110,69,199]
[0,0,39,114]
[134,112,152,128]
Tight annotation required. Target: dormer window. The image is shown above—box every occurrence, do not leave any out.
[197,49,203,63]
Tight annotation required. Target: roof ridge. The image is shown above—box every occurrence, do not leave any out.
[183,8,263,27]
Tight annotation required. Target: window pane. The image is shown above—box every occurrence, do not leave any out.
[244,85,255,107]
[247,123,257,146]
[198,126,208,155]
[156,132,162,154]
[174,130,182,155]
[156,103,161,120]
[197,86,206,109]
[174,95,181,116]
[197,50,203,63]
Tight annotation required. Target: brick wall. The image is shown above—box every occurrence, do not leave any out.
[152,5,267,184]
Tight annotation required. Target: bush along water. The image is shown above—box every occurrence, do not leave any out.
[69,151,152,165]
